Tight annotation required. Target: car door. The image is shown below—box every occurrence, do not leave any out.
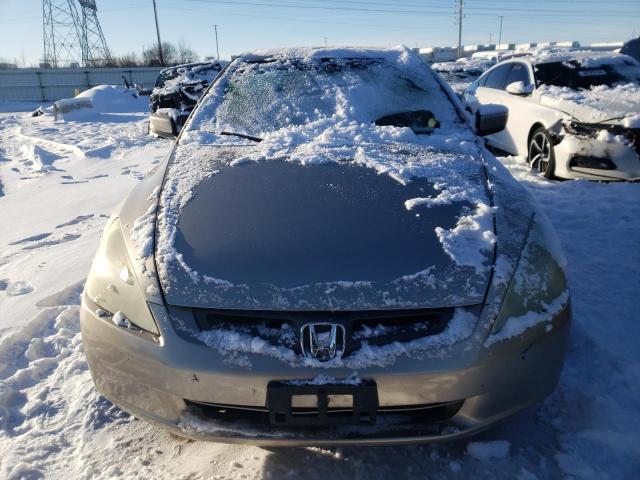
[472,62,514,152]
[498,62,537,155]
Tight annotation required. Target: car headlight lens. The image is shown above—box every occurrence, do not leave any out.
[563,121,604,138]
[491,214,568,334]
[85,218,160,335]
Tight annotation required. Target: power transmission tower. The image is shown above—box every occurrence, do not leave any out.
[42,0,111,67]
[455,0,464,59]
[78,0,111,66]
[42,0,83,67]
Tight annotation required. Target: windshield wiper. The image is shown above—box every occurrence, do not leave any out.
[219,131,263,142]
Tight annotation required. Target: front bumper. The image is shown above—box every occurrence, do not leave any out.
[80,297,571,446]
[555,134,640,181]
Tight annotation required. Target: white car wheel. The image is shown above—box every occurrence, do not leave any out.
[528,127,556,179]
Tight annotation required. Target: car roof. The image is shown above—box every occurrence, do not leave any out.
[238,46,409,63]
[159,60,220,75]
[499,49,633,67]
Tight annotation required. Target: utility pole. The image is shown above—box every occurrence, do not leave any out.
[498,15,504,47]
[152,0,164,66]
[213,24,220,60]
[323,37,328,47]
[456,0,464,59]
[489,33,492,45]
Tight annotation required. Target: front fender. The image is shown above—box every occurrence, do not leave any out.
[114,153,173,304]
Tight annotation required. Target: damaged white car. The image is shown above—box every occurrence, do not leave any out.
[464,50,640,180]
[80,47,571,445]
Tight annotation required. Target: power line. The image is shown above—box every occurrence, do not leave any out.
[181,0,640,18]
[162,2,441,31]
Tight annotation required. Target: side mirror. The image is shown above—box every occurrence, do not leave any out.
[475,104,508,136]
[506,81,534,96]
[149,111,178,138]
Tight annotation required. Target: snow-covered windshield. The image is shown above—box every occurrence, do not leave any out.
[535,58,640,89]
[187,54,461,138]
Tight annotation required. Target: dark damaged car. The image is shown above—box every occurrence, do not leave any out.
[81,47,571,446]
[149,60,223,137]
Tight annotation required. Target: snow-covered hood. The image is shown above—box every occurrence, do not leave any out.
[154,141,500,310]
[536,83,640,126]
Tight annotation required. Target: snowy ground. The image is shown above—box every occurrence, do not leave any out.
[0,97,639,479]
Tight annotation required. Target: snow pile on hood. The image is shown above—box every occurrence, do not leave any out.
[537,82,640,124]
[155,141,496,310]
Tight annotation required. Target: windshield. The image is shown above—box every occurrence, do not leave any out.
[186,56,462,138]
[534,59,640,89]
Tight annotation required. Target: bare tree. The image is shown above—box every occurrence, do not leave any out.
[176,39,199,64]
[142,41,178,66]
[114,52,141,67]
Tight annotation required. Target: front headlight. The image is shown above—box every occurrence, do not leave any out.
[491,214,568,335]
[85,218,160,335]
[563,121,602,138]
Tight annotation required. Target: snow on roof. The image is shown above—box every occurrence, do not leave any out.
[502,47,639,67]
[159,60,222,74]
[240,45,412,62]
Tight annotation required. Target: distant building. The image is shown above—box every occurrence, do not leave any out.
[418,40,623,62]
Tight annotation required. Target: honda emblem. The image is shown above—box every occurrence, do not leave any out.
[300,323,346,361]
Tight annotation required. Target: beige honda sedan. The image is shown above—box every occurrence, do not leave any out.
[81,46,571,446]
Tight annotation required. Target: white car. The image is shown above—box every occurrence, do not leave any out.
[464,50,640,180]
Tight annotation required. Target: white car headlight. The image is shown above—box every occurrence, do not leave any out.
[491,214,568,335]
[85,218,160,335]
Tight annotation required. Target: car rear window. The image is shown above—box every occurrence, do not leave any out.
[534,60,640,88]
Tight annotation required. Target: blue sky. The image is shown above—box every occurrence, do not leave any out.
[1,0,639,65]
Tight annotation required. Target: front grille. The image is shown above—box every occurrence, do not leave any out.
[184,399,464,428]
[191,307,456,358]
[569,156,616,170]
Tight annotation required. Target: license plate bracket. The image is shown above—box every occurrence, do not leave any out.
[267,380,378,427]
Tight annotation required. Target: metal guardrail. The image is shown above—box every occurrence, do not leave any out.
[0,67,163,102]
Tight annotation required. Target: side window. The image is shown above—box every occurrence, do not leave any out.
[477,72,489,87]
[505,62,531,86]
[484,64,513,90]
